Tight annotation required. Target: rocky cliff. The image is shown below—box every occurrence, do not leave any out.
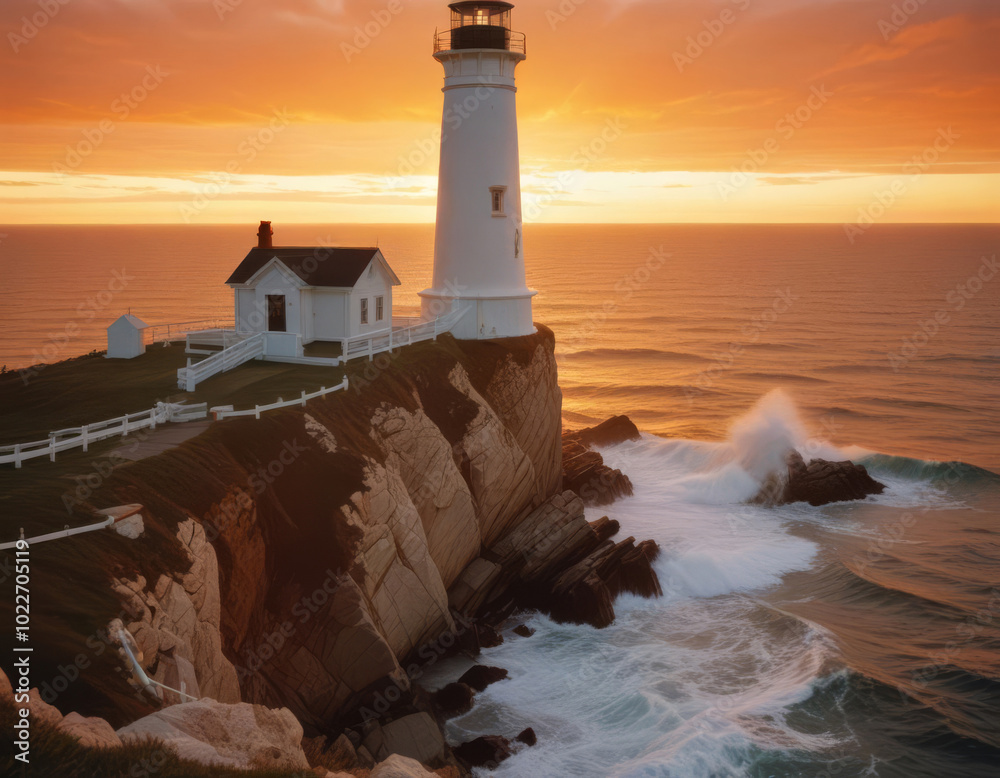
[83,329,572,732]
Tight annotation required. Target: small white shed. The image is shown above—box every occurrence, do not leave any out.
[106,314,148,359]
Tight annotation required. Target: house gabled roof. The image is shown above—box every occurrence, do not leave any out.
[111,314,147,329]
[226,247,401,288]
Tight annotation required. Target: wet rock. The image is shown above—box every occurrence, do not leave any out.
[544,538,662,629]
[457,665,508,692]
[512,624,535,638]
[431,682,475,719]
[589,516,620,543]
[564,416,641,448]
[562,441,634,506]
[453,735,513,769]
[753,450,886,507]
[476,623,504,649]
[515,727,537,747]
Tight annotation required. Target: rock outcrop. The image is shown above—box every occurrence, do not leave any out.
[564,415,641,449]
[752,450,886,507]
[562,416,640,506]
[370,754,440,778]
[110,518,240,707]
[116,699,310,771]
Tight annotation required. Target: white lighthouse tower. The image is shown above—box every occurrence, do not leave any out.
[420,2,535,340]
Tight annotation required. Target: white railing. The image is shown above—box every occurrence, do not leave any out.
[175,305,469,391]
[185,329,254,355]
[211,377,349,420]
[144,318,234,346]
[342,304,469,362]
[0,403,208,469]
[177,332,266,392]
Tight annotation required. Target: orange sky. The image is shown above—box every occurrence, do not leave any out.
[0,0,997,223]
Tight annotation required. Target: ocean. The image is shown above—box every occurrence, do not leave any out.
[1,223,998,777]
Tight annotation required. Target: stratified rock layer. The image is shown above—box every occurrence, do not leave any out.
[562,416,640,505]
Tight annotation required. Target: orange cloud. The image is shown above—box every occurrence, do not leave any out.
[0,0,996,223]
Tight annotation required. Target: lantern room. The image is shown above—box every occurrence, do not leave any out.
[438,2,524,52]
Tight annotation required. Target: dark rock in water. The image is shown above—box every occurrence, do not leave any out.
[458,665,509,692]
[753,450,886,507]
[561,416,640,506]
[562,440,634,506]
[432,682,475,718]
[453,735,513,768]
[544,537,662,629]
[516,727,537,747]
[512,624,535,638]
[565,415,642,448]
[589,516,621,543]
[476,623,504,649]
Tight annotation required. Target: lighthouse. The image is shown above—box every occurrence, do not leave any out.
[420,2,536,340]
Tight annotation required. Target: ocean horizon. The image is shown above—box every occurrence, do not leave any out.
[1,222,998,776]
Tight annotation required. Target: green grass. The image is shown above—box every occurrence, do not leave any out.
[0,698,318,778]
[0,342,346,444]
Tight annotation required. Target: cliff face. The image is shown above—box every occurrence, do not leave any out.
[97,329,564,731]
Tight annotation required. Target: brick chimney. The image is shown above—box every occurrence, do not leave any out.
[257,220,273,249]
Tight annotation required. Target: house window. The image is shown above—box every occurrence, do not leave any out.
[490,186,506,217]
[361,298,369,325]
[375,296,384,322]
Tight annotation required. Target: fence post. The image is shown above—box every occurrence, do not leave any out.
[49,434,56,463]
[255,405,261,420]
[82,425,89,453]
[368,339,373,362]
[300,391,307,407]
[150,408,157,430]
[122,415,129,437]
[14,444,21,469]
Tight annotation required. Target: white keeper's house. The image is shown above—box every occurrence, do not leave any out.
[226,221,401,344]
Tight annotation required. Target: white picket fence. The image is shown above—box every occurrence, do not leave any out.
[0,403,208,469]
[177,333,266,392]
[211,377,350,420]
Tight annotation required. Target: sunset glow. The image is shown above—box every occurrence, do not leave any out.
[1,0,997,224]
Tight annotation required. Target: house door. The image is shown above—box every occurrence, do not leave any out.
[267,295,287,332]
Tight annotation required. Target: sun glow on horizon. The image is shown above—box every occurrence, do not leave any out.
[0,0,997,224]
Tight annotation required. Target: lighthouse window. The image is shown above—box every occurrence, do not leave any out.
[361,298,369,325]
[490,186,506,216]
[375,296,384,322]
